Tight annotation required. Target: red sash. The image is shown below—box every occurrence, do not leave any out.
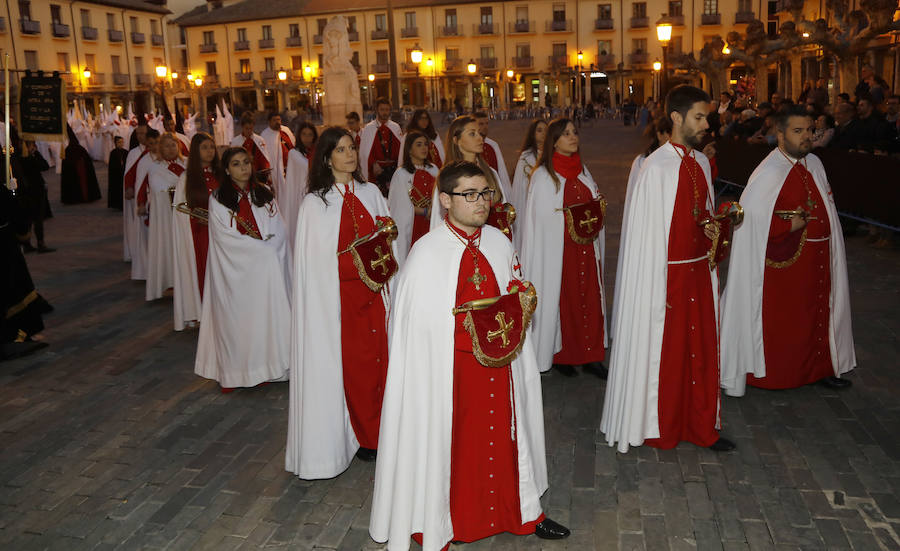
[123,149,148,192]
[168,162,185,177]
[243,137,271,173]
[429,142,443,168]
[482,142,498,171]
[177,139,189,157]
[234,187,262,237]
[279,130,293,171]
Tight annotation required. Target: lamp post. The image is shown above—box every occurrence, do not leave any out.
[155,64,169,114]
[277,67,288,111]
[656,14,672,99]
[467,59,477,111]
[505,69,514,110]
[576,50,584,107]
[410,43,423,106]
[367,73,375,113]
[653,59,662,101]
[425,57,435,110]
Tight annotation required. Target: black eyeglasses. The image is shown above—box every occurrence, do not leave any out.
[446,189,496,202]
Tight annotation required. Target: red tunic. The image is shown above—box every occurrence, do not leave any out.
[552,158,605,366]
[190,168,219,296]
[366,123,400,185]
[123,149,148,194]
[482,142,499,172]
[410,169,435,246]
[645,145,720,449]
[242,136,271,174]
[232,185,262,238]
[447,222,542,544]
[750,162,832,389]
[336,188,389,449]
[278,130,294,172]
[429,142,443,169]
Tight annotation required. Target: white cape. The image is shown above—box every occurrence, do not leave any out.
[359,120,402,182]
[370,224,547,551]
[281,149,310,245]
[122,145,146,262]
[719,149,856,396]
[230,134,270,166]
[396,132,444,166]
[387,164,440,265]
[484,137,512,200]
[131,155,159,281]
[260,125,295,193]
[510,149,538,251]
[600,143,718,453]
[194,195,292,387]
[286,181,396,480]
[519,163,608,372]
[610,153,646,330]
[145,160,183,301]
[172,172,202,331]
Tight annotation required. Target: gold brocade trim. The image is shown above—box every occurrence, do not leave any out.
[340,218,399,293]
[175,203,209,225]
[350,247,387,293]
[706,220,722,270]
[766,228,808,268]
[561,198,607,245]
[6,290,38,320]
[462,285,538,368]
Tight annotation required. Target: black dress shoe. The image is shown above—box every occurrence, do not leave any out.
[708,437,736,452]
[552,364,578,377]
[820,376,852,389]
[355,447,377,462]
[583,362,608,379]
[534,518,570,539]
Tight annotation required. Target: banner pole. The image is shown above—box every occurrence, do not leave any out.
[4,52,11,192]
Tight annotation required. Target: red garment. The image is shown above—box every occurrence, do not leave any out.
[645,144,720,449]
[233,185,262,237]
[123,149,148,193]
[551,152,605,365]
[190,168,219,296]
[367,123,400,184]
[429,142,443,168]
[242,136,271,174]
[278,130,294,172]
[336,189,389,449]
[354,133,361,151]
[445,220,542,544]
[410,169,435,246]
[482,142,499,172]
[750,162,832,389]
[137,171,151,226]
[167,162,185,178]
[177,140,189,157]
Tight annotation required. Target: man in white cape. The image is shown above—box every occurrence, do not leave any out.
[259,112,295,194]
[131,129,161,281]
[143,134,183,301]
[474,111,511,193]
[359,98,401,193]
[122,125,148,262]
[720,105,855,397]
[230,113,271,177]
[371,161,569,551]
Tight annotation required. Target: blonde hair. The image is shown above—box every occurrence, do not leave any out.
[445,116,500,199]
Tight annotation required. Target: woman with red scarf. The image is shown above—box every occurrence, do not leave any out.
[520,118,608,378]
[387,130,439,264]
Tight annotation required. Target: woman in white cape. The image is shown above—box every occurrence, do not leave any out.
[387,130,439,264]
[281,121,318,244]
[509,119,547,250]
[144,133,183,301]
[396,109,444,168]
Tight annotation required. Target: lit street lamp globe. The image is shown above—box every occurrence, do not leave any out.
[410,44,423,65]
[467,60,477,74]
[653,60,662,71]
[155,65,168,78]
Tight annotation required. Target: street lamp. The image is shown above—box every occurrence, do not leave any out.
[653,60,662,100]
[277,68,288,110]
[467,59,478,110]
[367,73,375,111]
[154,65,170,114]
[194,77,202,87]
[656,14,672,98]
[155,64,168,78]
[575,50,585,106]
[187,73,195,82]
[82,67,91,80]
[410,43,424,106]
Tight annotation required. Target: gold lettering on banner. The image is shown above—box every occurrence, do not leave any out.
[487,312,515,348]
[579,210,599,233]
[370,246,392,275]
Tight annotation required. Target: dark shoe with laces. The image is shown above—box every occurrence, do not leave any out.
[820,376,852,389]
[356,447,377,462]
[708,437,736,452]
[534,518,570,539]
[583,362,608,379]
[552,364,578,377]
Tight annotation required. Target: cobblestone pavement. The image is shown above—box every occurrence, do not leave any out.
[1,119,898,550]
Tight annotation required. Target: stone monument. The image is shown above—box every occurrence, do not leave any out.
[321,16,363,128]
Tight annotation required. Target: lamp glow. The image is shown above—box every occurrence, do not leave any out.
[187,73,195,81]
[82,68,92,79]
[425,57,434,67]
[304,65,312,75]
[368,73,375,82]
[506,69,514,78]
[722,45,731,55]
[653,60,662,71]
[467,59,477,74]
[194,77,202,86]
[577,50,584,62]
[277,69,287,81]
[656,15,673,43]
[171,72,178,79]
[410,44,423,64]
[155,65,168,78]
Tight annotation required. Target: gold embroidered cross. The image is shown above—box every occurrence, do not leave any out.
[486,312,515,348]
[468,268,486,290]
[370,246,392,275]
[579,210,599,233]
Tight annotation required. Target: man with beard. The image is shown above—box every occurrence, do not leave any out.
[359,97,401,197]
[601,85,735,454]
[720,105,855,396]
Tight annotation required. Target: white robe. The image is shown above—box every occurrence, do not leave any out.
[145,159,183,301]
[610,153,646,330]
[260,125,295,192]
[230,133,270,166]
[281,149,311,244]
[131,155,160,281]
[194,195,292,387]
[174,132,191,155]
[359,119,402,183]
[428,166,506,230]
[171,172,202,331]
[370,224,548,551]
[286,181,396,480]
[387,164,440,265]
[122,145,146,262]
[396,132,444,166]
[510,149,539,251]
[519,164,608,373]
[599,143,718,453]
[719,150,856,396]
[484,137,512,200]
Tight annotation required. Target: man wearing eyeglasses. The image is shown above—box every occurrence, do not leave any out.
[371,160,569,551]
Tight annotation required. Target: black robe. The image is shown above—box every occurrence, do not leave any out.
[107,147,128,209]
[60,127,102,204]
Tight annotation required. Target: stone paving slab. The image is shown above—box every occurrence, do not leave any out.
[0,119,898,550]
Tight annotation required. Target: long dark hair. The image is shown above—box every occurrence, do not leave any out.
[519,119,547,159]
[445,115,499,197]
[308,126,363,203]
[214,147,275,212]
[185,132,219,209]
[406,109,437,140]
[538,118,580,192]
[401,130,432,173]
[293,120,318,156]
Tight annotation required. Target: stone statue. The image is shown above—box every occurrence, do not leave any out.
[322,16,363,128]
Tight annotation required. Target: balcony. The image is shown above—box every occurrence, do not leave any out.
[596,54,615,68]
[513,56,533,68]
[113,73,129,86]
[199,43,217,53]
[438,25,462,37]
[509,20,533,33]
[548,55,568,69]
[258,38,274,49]
[348,30,359,42]
[108,29,123,42]
[60,73,73,85]
[629,52,649,65]
[52,23,70,37]
[285,35,302,47]
[474,22,499,35]
[290,68,304,81]
[630,17,648,28]
[701,13,721,25]
[669,15,685,26]
[135,74,151,86]
[479,57,497,70]
[151,33,164,46]
[372,63,390,74]
[400,26,418,38]
[546,19,572,32]
[20,19,41,34]
[131,32,145,44]
[81,26,98,40]
[735,11,755,23]
[234,40,249,50]
[313,34,323,44]
[235,72,253,82]
[401,62,419,73]
[371,29,389,40]
[594,18,614,30]
[259,70,275,80]
[87,73,105,87]
[444,58,463,73]
[205,74,219,85]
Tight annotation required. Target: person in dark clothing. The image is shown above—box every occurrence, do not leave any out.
[17,140,55,253]
[829,102,861,150]
[107,136,127,209]
[853,98,895,154]
[60,124,102,204]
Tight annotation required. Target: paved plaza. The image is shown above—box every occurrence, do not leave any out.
[1,119,899,550]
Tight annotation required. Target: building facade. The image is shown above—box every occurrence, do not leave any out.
[1,0,173,115]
